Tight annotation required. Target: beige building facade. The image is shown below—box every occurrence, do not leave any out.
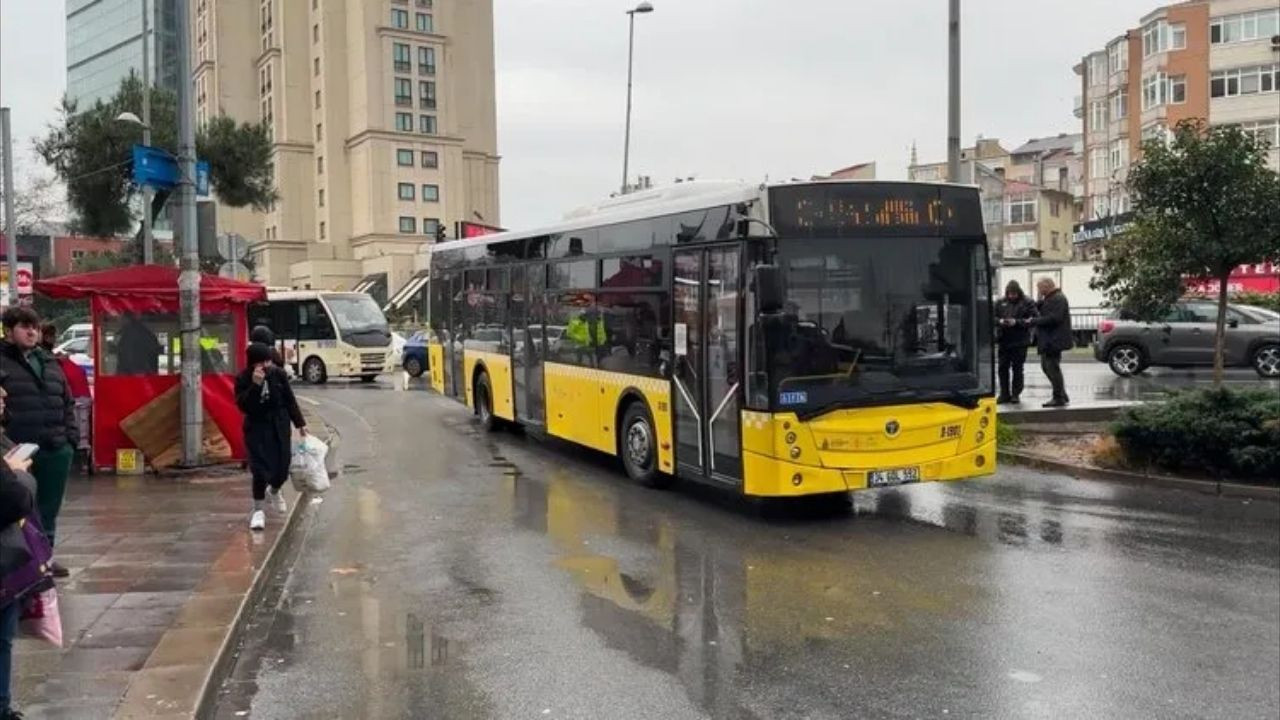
[192,0,500,298]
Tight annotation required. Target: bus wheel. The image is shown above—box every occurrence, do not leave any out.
[621,402,670,488]
[303,357,327,384]
[475,372,499,432]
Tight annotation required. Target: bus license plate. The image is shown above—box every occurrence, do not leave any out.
[868,467,921,487]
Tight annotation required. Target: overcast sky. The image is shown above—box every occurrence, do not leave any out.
[3,0,1161,228]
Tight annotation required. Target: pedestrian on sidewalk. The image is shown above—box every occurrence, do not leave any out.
[235,342,307,531]
[250,325,287,370]
[1024,277,1073,408]
[995,280,1037,404]
[1,386,40,720]
[0,308,77,578]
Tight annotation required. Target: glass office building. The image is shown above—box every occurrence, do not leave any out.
[66,0,178,111]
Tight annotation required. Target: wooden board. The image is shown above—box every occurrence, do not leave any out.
[119,384,233,470]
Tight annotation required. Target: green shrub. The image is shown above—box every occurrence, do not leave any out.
[1111,388,1280,481]
[996,420,1021,448]
[1232,291,1280,313]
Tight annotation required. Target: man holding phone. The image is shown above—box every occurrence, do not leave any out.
[0,308,78,578]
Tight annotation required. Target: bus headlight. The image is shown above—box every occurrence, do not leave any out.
[785,432,797,445]
[789,446,801,459]
[791,473,803,486]
[976,431,986,444]
[980,416,990,429]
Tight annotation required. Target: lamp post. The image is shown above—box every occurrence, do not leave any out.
[621,1,654,195]
[116,110,154,264]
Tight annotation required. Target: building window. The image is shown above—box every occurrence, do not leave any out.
[394,78,413,106]
[314,57,320,75]
[1211,9,1280,45]
[1007,231,1036,251]
[396,112,413,132]
[1240,119,1280,149]
[1210,65,1279,98]
[1089,54,1107,85]
[422,184,440,202]
[1109,139,1127,174]
[393,43,411,73]
[1049,200,1060,218]
[313,24,319,43]
[1110,91,1128,120]
[391,8,409,28]
[317,156,324,173]
[1168,74,1186,104]
[397,149,415,166]
[398,183,415,201]
[1141,123,1167,145]
[318,189,325,207]
[1141,72,1167,110]
[319,221,326,239]
[1090,148,1108,179]
[419,81,436,109]
[315,89,322,108]
[418,46,435,75]
[416,13,433,33]
[316,123,323,140]
[421,150,438,168]
[423,217,441,236]
[419,114,437,134]
[1051,231,1060,251]
[1007,193,1036,224]
[1089,100,1107,131]
[1092,195,1110,221]
[417,0,432,7]
[399,216,416,234]
[1142,20,1185,57]
[1107,41,1127,73]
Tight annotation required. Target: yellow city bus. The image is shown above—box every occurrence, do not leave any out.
[426,180,996,497]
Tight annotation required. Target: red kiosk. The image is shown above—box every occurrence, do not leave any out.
[35,266,267,470]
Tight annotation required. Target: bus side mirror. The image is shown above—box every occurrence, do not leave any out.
[755,265,784,314]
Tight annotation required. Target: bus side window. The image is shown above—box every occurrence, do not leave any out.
[298,300,335,341]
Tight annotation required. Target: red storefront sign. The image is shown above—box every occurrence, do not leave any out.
[1185,262,1280,294]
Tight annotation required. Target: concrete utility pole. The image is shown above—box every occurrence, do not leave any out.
[1,109,16,306]
[175,0,203,466]
[141,0,154,264]
[947,0,961,183]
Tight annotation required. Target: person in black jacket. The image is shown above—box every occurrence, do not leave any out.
[236,342,307,531]
[0,307,77,578]
[1024,278,1074,408]
[0,386,36,720]
[995,280,1037,404]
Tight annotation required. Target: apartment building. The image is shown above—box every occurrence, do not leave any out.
[1075,0,1279,237]
[908,136,1080,263]
[192,0,500,297]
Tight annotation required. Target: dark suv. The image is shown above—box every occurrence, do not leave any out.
[1093,301,1280,378]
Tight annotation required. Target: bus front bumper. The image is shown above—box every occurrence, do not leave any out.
[742,440,997,497]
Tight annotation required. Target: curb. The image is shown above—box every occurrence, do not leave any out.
[999,449,1280,502]
[999,405,1130,425]
[191,480,308,719]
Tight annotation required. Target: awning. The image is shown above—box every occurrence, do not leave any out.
[351,273,387,295]
[384,270,430,312]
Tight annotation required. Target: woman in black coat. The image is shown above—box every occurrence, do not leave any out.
[235,343,306,531]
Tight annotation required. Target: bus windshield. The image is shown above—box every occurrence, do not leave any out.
[759,236,992,416]
[323,294,390,336]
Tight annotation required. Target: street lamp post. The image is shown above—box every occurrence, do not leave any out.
[140,0,153,264]
[621,1,654,195]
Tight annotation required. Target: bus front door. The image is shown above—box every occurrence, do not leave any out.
[672,247,743,484]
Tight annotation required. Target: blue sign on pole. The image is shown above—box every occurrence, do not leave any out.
[131,144,179,189]
[196,161,211,197]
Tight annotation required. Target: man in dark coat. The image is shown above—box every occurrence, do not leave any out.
[236,342,307,531]
[1025,278,1074,407]
[0,307,77,577]
[995,280,1037,404]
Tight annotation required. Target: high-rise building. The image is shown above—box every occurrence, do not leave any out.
[67,0,180,110]
[1074,0,1279,247]
[192,0,500,297]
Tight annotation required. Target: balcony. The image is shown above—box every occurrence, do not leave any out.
[1073,95,1084,119]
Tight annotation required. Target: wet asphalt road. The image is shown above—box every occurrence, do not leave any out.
[211,379,1280,720]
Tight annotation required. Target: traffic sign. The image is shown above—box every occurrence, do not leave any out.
[196,160,211,197]
[132,144,179,189]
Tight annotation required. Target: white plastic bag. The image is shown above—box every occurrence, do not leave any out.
[289,434,331,493]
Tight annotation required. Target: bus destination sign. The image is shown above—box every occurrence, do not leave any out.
[769,183,983,238]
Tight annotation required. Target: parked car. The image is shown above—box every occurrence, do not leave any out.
[58,323,92,344]
[402,331,428,377]
[1094,300,1280,378]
